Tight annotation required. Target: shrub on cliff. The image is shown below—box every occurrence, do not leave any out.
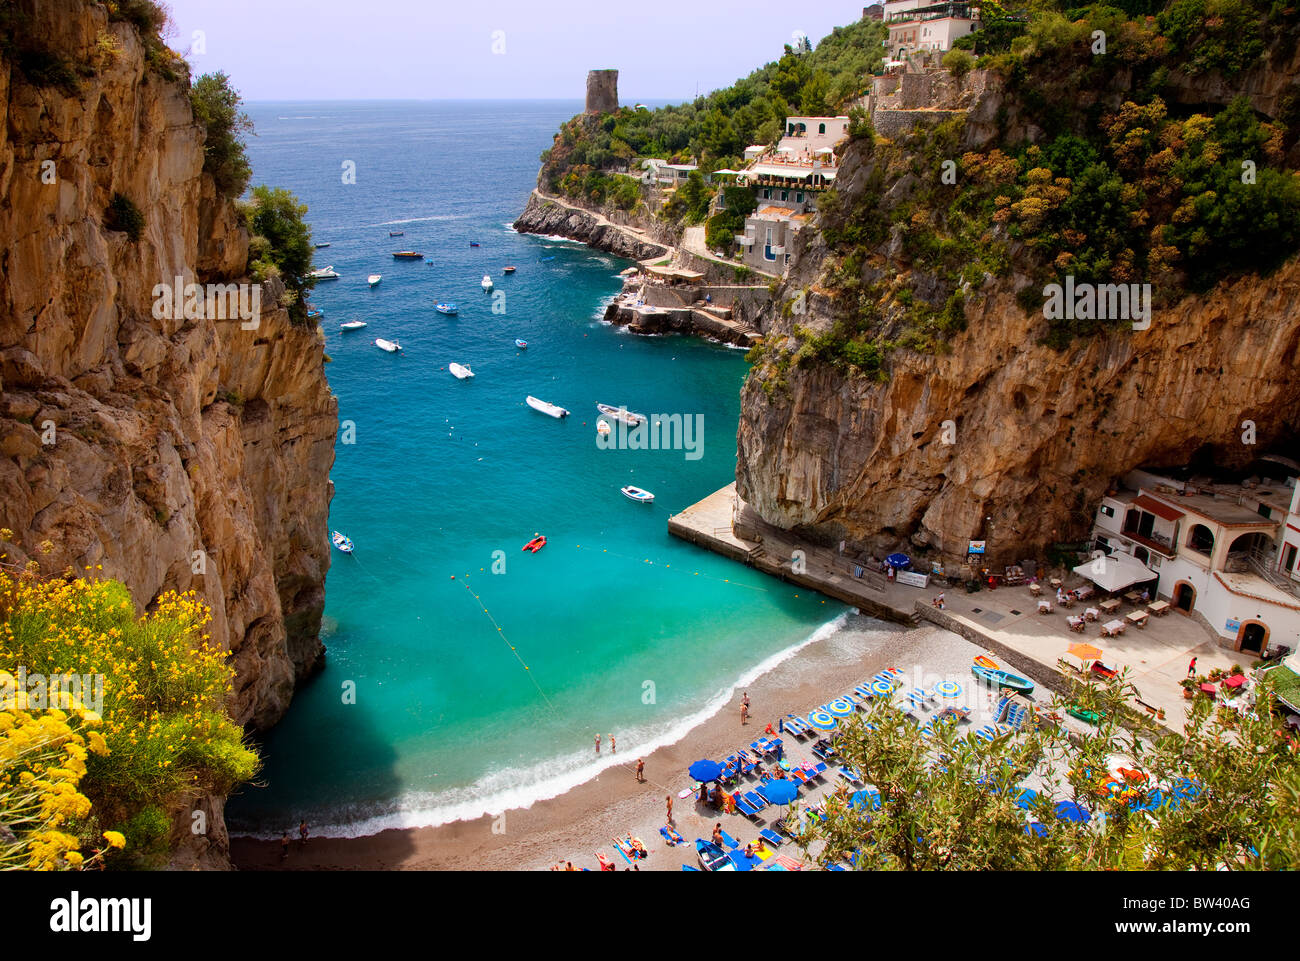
[0,565,259,869]
[104,193,145,242]
[245,185,316,325]
[190,72,254,200]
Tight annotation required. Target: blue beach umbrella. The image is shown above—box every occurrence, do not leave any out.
[886,553,911,568]
[871,678,896,696]
[1054,800,1091,823]
[689,759,724,783]
[850,788,882,811]
[935,679,963,698]
[826,697,856,717]
[1025,822,1049,837]
[1170,776,1202,800]
[807,709,837,731]
[1135,788,1179,812]
[759,779,799,805]
[1014,788,1039,811]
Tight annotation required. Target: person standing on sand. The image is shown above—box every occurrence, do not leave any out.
[666,795,673,823]
[740,702,748,725]
[595,733,601,753]
[298,820,308,846]
[1187,657,1197,677]
[636,758,645,782]
[609,733,616,753]
[280,832,290,861]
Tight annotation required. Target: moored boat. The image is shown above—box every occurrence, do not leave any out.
[503,266,516,273]
[449,362,474,379]
[526,395,568,418]
[974,655,1000,671]
[374,338,402,353]
[971,663,1035,695]
[331,530,354,553]
[367,274,382,286]
[515,339,527,349]
[596,403,645,427]
[307,308,324,320]
[389,230,404,237]
[621,485,654,504]
[481,274,494,291]
[392,251,424,260]
[340,320,367,331]
[469,242,480,247]
[434,302,458,315]
[310,266,340,280]
[522,534,546,553]
[314,242,331,248]
[695,839,734,872]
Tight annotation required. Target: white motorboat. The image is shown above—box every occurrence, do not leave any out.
[481,274,494,291]
[368,274,382,286]
[310,266,340,280]
[375,338,402,353]
[621,485,654,504]
[449,363,474,379]
[596,403,645,427]
[340,320,367,331]
[526,395,569,418]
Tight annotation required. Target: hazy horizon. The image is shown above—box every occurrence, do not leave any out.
[163,1,865,103]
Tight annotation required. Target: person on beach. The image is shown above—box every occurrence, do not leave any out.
[280,832,290,861]
[712,823,723,846]
[298,820,308,846]
[1187,657,1197,677]
[595,733,601,753]
[742,691,750,710]
[740,702,748,725]
[666,795,673,823]
[609,733,616,753]
[636,758,645,782]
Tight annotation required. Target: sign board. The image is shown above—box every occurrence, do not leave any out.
[1226,618,1241,633]
[896,570,929,589]
[968,540,986,555]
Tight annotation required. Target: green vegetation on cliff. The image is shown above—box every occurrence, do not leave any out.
[191,72,254,200]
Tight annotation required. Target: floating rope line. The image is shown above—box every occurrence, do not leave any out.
[460,578,557,713]
[571,543,775,594]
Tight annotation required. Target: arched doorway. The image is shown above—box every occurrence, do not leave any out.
[1173,581,1195,612]
[1134,546,1150,565]
[1237,620,1269,655]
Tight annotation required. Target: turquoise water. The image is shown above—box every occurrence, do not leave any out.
[224,102,841,836]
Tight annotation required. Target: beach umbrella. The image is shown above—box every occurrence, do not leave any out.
[871,678,897,696]
[759,779,798,805]
[935,679,963,698]
[806,709,837,730]
[1054,800,1091,823]
[1025,822,1049,837]
[1014,788,1039,811]
[689,759,724,783]
[825,697,857,717]
[1134,788,1176,811]
[886,552,911,568]
[850,788,882,811]
[1067,642,1103,662]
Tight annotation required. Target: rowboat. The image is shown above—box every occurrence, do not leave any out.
[596,403,645,427]
[1067,705,1105,725]
[314,242,331,248]
[330,531,354,553]
[522,535,546,553]
[367,274,382,286]
[307,309,323,320]
[526,395,568,418]
[374,338,401,353]
[392,251,423,260]
[621,485,654,504]
[971,663,1035,695]
[435,303,458,315]
[503,266,516,273]
[339,320,367,331]
[310,266,339,280]
[389,230,404,237]
[449,363,474,379]
[596,421,611,436]
[695,839,734,872]
[481,274,494,291]
[515,339,527,349]
[974,655,1000,671]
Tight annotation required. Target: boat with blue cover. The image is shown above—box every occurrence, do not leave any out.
[971,662,1035,695]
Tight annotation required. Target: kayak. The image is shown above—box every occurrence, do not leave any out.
[974,655,1000,671]
[1067,705,1106,725]
[522,535,546,553]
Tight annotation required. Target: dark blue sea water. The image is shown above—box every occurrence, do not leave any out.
[224,101,843,836]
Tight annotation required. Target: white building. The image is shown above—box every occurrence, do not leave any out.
[885,0,980,57]
[1090,468,1300,656]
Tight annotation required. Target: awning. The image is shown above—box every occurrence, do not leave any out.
[1132,494,1184,522]
[1072,552,1156,592]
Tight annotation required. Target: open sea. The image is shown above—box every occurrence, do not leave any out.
[224,101,849,837]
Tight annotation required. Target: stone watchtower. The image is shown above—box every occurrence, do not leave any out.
[586,69,619,115]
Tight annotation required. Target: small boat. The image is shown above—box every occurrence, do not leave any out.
[481,274,494,291]
[340,320,367,331]
[392,251,424,260]
[515,339,527,349]
[503,266,516,273]
[449,363,474,380]
[526,395,569,418]
[971,663,1035,695]
[695,839,734,872]
[1067,705,1106,725]
[522,534,546,553]
[330,531,354,553]
[310,266,340,280]
[435,303,459,315]
[367,274,382,286]
[374,338,402,353]
[621,485,654,504]
[307,308,324,320]
[469,242,480,247]
[314,242,331,249]
[1091,660,1119,680]
[389,230,404,237]
[974,655,1000,671]
[596,403,645,427]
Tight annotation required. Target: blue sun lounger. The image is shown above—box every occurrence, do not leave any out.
[681,863,701,871]
[784,715,810,736]
[838,766,864,785]
[854,684,875,700]
[759,828,784,847]
[735,795,762,818]
[744,790,768,811]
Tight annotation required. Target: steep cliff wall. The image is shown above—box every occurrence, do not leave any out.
[513,189,669,260]
[0,1,336,865]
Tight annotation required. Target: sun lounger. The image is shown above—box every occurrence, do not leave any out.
[681,863,701,871]
[827,862,846,871]
[784,715,810,736]
[760,828,784,847]
[719,829,740,850]
[810,762,827,779]
[838,766,864,785]
[743,790,769,810]
[734,795,762,818]
[853,684,875,700]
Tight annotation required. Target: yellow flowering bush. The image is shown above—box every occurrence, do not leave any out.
[0,570,259,868]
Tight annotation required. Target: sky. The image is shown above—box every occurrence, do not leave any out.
[162,0,864,102]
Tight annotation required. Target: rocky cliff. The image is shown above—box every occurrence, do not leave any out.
[0,0,336,866]
[513,190,669,261]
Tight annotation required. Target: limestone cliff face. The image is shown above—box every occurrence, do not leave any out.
[513,190,668,260]
[0,1,336,865]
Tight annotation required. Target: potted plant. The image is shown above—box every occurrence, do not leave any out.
[1180,678,1196,700]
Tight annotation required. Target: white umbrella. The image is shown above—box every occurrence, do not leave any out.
[1072,552,1155,592]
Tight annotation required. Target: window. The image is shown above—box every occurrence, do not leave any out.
[818,123,826,134]
[781,190,788,201]
[796,192,804,203]
[1285,543,1298,572]
[1188,524,1215,555]
[1258,503,1272,519]
[1099,505,1114,518]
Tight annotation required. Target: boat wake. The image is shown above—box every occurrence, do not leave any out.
[371,214,471,227]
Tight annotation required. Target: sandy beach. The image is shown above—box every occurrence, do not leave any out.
[231,616,1006,871]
